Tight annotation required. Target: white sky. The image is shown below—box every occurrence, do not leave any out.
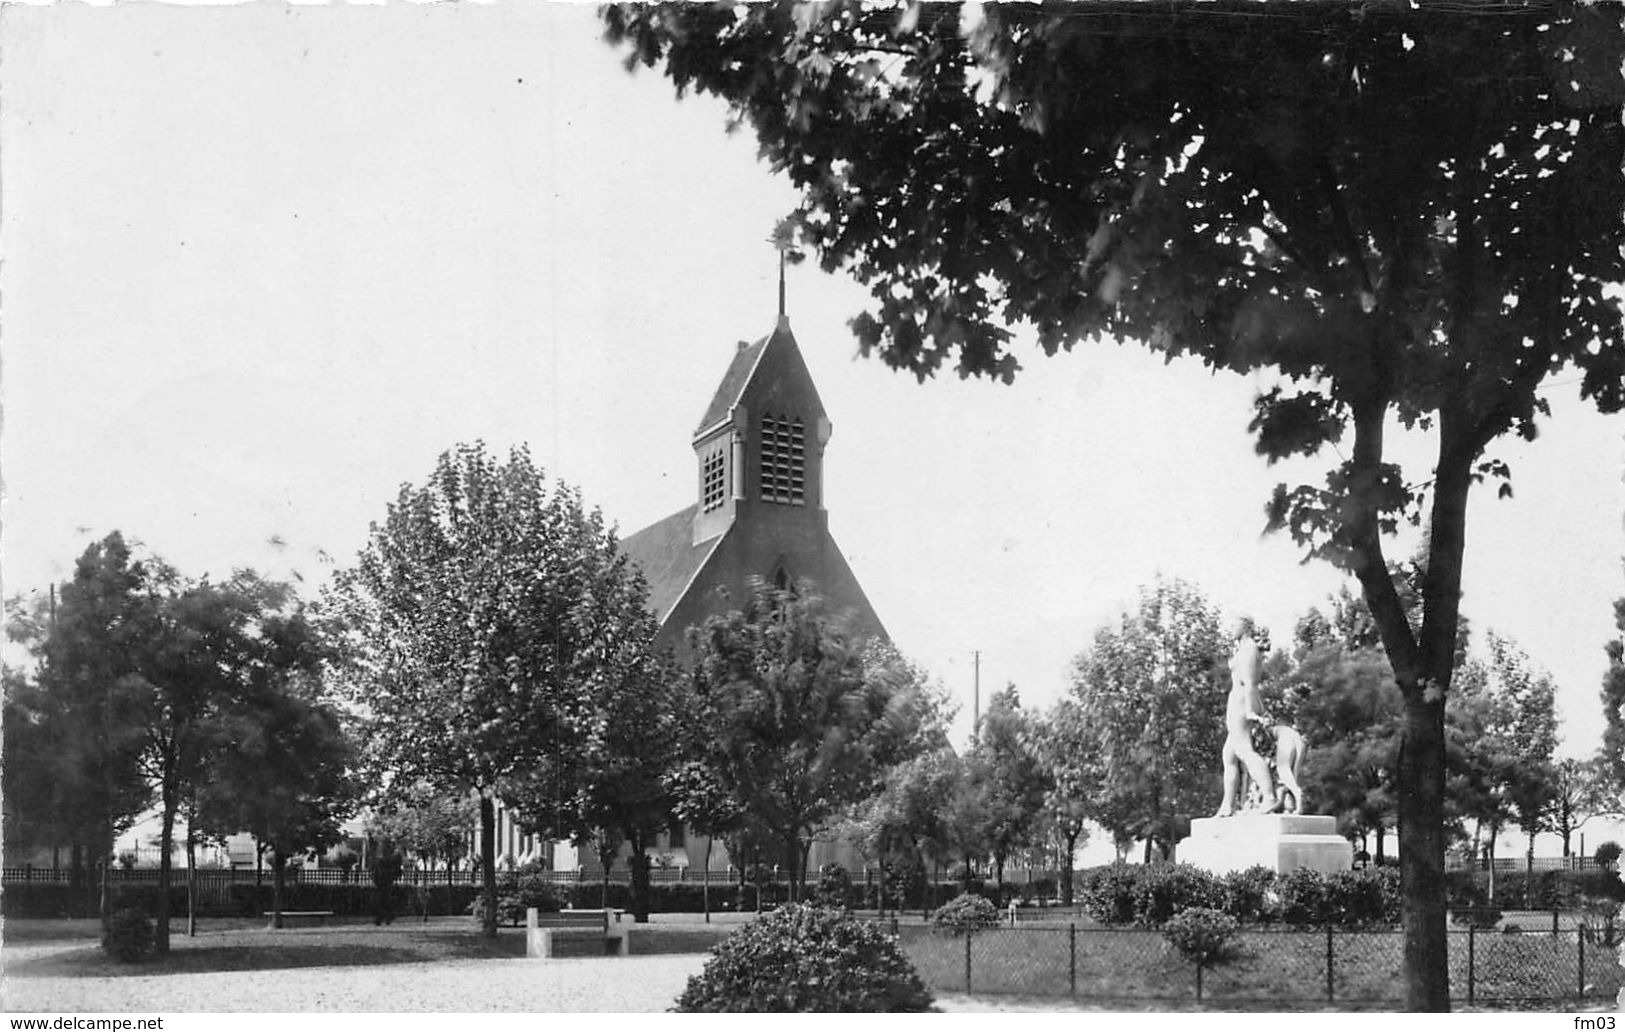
[2,2,1621,764]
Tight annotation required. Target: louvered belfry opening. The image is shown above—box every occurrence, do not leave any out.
[759,413,805,505]
[700,445,727,512]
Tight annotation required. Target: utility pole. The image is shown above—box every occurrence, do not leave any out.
[972,650,981,746]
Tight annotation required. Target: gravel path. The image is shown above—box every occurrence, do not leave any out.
[3,948,707,1013]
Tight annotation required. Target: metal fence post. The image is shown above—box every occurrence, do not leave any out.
[1579,927,1586,998]
[1467,924,1475,1005]
[1553,908,1560,934]
[964,931,973,994]
[1069,923,1076,997]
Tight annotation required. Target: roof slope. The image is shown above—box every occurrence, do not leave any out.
[619,503,719,623]
[695,336,767,434]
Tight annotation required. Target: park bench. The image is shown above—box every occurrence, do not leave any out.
[525,907,628,958]
[265,910,335,929]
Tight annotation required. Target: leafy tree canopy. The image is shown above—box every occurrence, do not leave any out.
[686,579,948,893]
[1070,577,1228,859]
[333,441,646,935]
[605,4,1623,1009]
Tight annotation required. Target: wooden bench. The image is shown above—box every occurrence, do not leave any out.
[525,907,628,958]
[265,910,335,928]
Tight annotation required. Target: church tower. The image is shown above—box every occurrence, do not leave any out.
[619,315,885,655]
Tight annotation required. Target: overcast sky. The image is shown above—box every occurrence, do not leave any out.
[3,2,1620,761]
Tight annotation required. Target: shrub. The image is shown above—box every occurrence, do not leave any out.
[1324,867,1400,927]
[1076,863,1143,926]
[813,865,853,910]
[1450,906,1502,929]
[1219,866,1279,925]
[674,903,933,1012]
[930,893,1000,934]
[1596,841,1622,869]
[1578,898,1624,947]
[101,908,154,963]
[469,877,564,926]
[1130,864,1223,927]
[1276,868,1331,926]
[1162,907,1240,966]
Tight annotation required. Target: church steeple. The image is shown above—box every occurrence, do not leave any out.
[690,317,831,546]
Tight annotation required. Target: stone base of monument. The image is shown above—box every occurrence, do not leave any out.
[1179,814,1352,875]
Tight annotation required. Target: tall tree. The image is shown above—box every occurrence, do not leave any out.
[195,673,358,928]
[844,747,963,912]
[962,686,1051,886]
[1070,578,1228,860]
[332,442,641,937]
[2,538,157,905]
[366,782,480,883]
[603,3,1624,1009]
[1281,643,1403,859]
[1033,697,1100,905]
[136,571,324,953]
[686,581,946,896]
[666,759,745,922]
[509,628,682,924]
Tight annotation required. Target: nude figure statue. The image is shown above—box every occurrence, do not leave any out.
[1216,631,1280,817]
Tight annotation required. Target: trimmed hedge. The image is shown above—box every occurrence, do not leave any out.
[1443,867,1625,910]
[1076,863,1402,928]
[675,903,933,1012]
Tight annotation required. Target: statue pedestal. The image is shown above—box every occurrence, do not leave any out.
[1179,814,1352,876]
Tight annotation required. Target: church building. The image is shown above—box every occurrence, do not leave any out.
[618,312,886,653]
[495,309,889,876]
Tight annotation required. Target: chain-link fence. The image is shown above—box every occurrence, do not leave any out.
[882,920,1623,1007]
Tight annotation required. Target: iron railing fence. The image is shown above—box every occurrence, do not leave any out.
[879,920,1623,1007]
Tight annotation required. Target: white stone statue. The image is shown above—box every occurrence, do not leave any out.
[1241,723,1307,815]
[1216,631,1280,817]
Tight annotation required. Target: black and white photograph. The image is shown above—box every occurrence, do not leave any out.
[2,0,1622,1017]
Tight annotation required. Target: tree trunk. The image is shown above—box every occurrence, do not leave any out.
[627,840,652,923]
[1396,688,1450,1011]
[702,838,713,923]
[783,832,800,904]
[186,821,197,938]
[478,793,498,939]
[272,850,286,929]
[1486,827,1498,903]
[154,776,178,955]
[1060,827,1079,907]
[1525,831,1536,909]
[1375,826,1387,864]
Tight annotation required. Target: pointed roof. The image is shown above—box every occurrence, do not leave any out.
[694,318,827,438]
[696,336,768,435]
[618,503,723,623]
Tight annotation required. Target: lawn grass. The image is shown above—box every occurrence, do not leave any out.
[1,914,737,979]
[4,919,527,979]
[892,923,1623,1008]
